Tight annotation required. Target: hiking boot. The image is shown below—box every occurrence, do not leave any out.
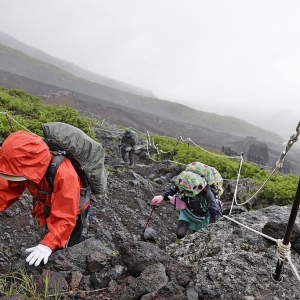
[81,234,91,241]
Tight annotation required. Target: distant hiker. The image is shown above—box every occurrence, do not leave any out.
[151,171,222,239]
[0,131,91,267]
[119,130,137,166]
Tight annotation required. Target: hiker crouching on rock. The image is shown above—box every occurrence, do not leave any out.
[119,130,137,166]
[151,171,222,239]
[0,131,90,267]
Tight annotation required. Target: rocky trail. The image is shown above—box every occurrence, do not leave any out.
[0,121,299,299]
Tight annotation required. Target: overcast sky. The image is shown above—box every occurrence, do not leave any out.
[0,0,299,139]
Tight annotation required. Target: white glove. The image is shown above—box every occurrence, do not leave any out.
[151,195,163,206]
[25,244,52,267]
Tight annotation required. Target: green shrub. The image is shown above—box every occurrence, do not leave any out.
[0,86,96,140]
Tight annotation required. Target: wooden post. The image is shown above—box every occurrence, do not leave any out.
[273,179,300,281]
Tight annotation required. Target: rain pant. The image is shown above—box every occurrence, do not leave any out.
[0,131,89,251]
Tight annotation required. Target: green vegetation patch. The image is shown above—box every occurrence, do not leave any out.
[0,86,96,139]
[150,134,299,206]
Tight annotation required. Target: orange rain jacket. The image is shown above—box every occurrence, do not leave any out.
[0,130,89,251]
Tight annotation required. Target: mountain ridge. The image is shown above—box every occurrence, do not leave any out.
[0,30,156,98]
[0,40,284,144]
[2,69,300,176]
[2,33,300,174]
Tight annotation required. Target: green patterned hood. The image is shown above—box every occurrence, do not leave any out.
[175,171,207,197]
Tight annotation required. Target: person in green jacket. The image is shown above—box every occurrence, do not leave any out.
[119,130,137,166]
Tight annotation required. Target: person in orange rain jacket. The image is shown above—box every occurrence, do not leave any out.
[0,130,90,267]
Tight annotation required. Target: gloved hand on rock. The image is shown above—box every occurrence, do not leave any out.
[25,244,52,267]
[151,195,163,206]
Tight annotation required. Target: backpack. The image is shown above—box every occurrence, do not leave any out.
[185,162,223,196]
[42,122,107,195]
[124,130,138,144]
[131,131,138,144]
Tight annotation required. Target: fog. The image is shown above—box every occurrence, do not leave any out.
[0,0,299,139]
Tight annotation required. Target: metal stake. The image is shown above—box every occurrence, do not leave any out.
[273,179,300,281]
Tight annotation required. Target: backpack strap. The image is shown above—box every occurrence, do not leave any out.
[79,186,92,230]
[46,154,66,189]
[46,154,91,230]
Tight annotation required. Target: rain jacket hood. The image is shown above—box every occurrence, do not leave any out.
[0,131,51,184]
[175,171,207,197]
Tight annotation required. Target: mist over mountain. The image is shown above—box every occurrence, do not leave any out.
[0,32,286,140]
[0,31,156,98]
[1,31,299,175]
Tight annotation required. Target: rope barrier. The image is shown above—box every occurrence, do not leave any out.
[157,139,180,154]
[223,215,300,283]
[146,131,152,146]
[228,123,300,209]
[0,112,31,132]
[149,134,232,162]
[147,133,287,212]
[142,124,300,211]
[287,256,300,282]
[185,137,240,160]
[276,239,291,262]
[223,215,277,243]
[146,140,158,162]
[183,135,274,171]
[229,153,244,215]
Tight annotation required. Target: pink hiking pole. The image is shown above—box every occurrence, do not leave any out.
[141,206,156,239]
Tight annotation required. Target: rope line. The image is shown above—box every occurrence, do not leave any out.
[287,256,300,282]
[185,137,240,159]
[231,166,279,207]
[146,131,295,210]
[229,122,300,209]
[155,139,180,154]
[276,239,291,262]
[146,140,157,162]
[229,153,244,215]
[223,215,277,243]
[223,215,300,282]
[0,112,31,132]
[184,136,275,170]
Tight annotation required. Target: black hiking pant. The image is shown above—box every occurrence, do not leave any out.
[67,206,90,247]
[121,146,134,165]
[176,220,191,239]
